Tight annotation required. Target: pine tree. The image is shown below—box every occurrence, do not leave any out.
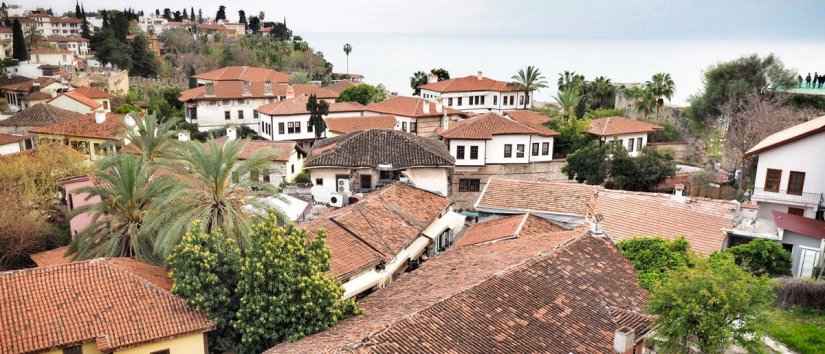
[11,19,27,61]
[75,1,82,19]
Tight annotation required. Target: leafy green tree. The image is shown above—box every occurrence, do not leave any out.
[233,214,357,354]
[721,239,792,277]
[306,94,329,139]
[609,147,676,191]
[688,54,797,123]
[67,155,175,263]
[11,19,27,61]
[130,34,159,77]
[168,224,242,353]
[558,70,584,92]
[410,71,427,95]
[617,237,693,290]
[649,253,774,353]
[238,10,247,29]
[562,141,610,184]
[148,139,275,257]
[430,67,450,81]
[338,83,384,105]
[248,16,260,33]
[649,73,675,120]
[511,65,548,109]
[269,22,292,41]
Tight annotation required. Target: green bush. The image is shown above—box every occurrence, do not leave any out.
[338,83,387,105]
[609,147,676,191]
[617,237,693,289]
[562,141,610,184]
[648,121,682,142]
[293,170,311,184]
[720,239,792,277]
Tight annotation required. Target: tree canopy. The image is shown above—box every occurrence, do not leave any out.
[337,83,387,105]
[617,237,693,290]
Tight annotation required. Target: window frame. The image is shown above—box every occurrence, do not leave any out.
[764,168,782,193]
[224,110,231,120]
[470,146,479,160]
[531,142,539,156]
[542,142,550,156]
[458,178,481,192]
[787,171,806,196]
[516,144,525,158]
[503,144,512,158]
[456,145,465,160]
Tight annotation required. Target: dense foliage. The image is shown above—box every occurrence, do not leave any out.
[719,239,792,277]
[562,141,610,184]
[648,253,775,353]
[410,68,450,95]
[617,237,693,290]
[11,19,27,61]
[765,307,825,354]
[557,71,617,116]
[91,10,158,77]
[337,83,388,105]
[306,95,329,138]
[563,142,676,190]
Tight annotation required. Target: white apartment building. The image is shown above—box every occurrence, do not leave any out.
[255,96,367,144]
[180,80,293,133]
[586,116,662,157]
[729,115,825,278]
[46,35,90,56]
[364,96,467,138]
[418,72,530,113]
[20,14,81,36]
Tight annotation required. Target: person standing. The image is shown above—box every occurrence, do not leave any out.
[805,73,812,88]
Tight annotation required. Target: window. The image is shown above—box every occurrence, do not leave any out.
[410,122,417,134]
[458,178,481,192]
[224,111,231,120]
[456,146,465,159]
[287,122,294,134]
[627,138,635,152]
[519,95,525,106]
[238,110,244,119]
[360,174,372,190]
[788,207,805,216]
[294,121,301,134]
[480,95,485,105]
[187,106,197,120]
[504,144,512,158]
[636,137,643,151]
[457,97,462,106]
[764,169,782,192]
[103,101,109,110]
[532,142,539,156]
[493,95,498,105]
[448,97,453,106]
[402,122,408,132]
[516,144,525,158]
[470,146,479,159]
[308,123,313,132]
[542,142,550,156]
[315,178,323,185]
[278,122,285,134]
[63,346,82,354]
[291,165,295,173]
[253,110,259,119]
[787,171,806,195]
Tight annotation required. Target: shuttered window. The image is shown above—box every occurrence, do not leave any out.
[764,169,782,192]
[787,171,806,195]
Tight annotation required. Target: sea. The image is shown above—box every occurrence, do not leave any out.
[303,32,825,106]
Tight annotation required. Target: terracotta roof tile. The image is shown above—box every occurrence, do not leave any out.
[46,35,88,42]
[301,183,450,279]
[0,258,213,354]
[256,96,365,116]
[30,112,130,140]
[265,232,642,354]
[773,210,825,239]
[193,66,289,83]
[29,246,71,267]
[418,75,522,93]
[325,115,396,134]
[292,84,340,99]
[0,77,56,92]
[71,86,111,99]
[365,96,465,118]
[504,110,553,133]
[746,115,825,156]
[305,129,454,169]
[52,90,102,110]
[214,137,296,161]
[30,47,72,55]
[0,103,86,128]
[179,81,292,102]
[475,178,597,216]
[0,133,25,145]
[456,214,526,246]
[587,116,662,136]
[440,112,558,140]
[25,91,52,100]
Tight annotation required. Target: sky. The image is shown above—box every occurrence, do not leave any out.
[41,0,825,39]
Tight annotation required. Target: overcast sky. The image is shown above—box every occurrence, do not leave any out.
[39,0,825,39]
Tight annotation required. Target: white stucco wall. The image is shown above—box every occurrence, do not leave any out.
[0,142,21,155]
[258,111,366,141]
[420,89,530,113]
[601,133,649,157]
[449,139,487,166]
[187,97,275,132]
[402,168,450,196]
[48,95,94,114]
[753,133,825,217]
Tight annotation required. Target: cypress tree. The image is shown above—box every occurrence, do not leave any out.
[11,19,27,61]
[75,2,81,19]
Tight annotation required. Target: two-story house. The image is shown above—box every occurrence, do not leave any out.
[180,80,293,132]
[255,95,367,146]
[46,35,89,56]
[439,112,559,207]
[729,115,825,278]
[191,65,289,86]
[364,96,467,138]
[587,116,662,157]
[30,111,136,161]
[417,71,530,113]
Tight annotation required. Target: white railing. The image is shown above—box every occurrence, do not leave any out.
[752,188,823,207]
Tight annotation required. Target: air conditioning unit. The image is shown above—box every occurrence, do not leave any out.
[337,179,351,193]
[329,193,345,208]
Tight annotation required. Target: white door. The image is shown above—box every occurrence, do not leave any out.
[797,247,821,278]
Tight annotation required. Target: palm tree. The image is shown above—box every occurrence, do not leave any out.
[410,71,427,95]
[343,43,352,74]
[124,114,180,162]
[67,155,175,263]
[625,85,657,120]
[511,65,548,109]
[648,73,675,120]
[554,87,582,124]
[590,76,616,109]
[147,139,275,257]
[557,70,584,92]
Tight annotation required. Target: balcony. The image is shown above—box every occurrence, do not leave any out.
[751,188,823,208]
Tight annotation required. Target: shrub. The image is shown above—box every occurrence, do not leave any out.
[293,170,311,184]
[338,83,387,105]
[562,140,610,184]
[617,237,693,289]
[609,147,676,191]
[722,239,792,276]
[648,121,682,142]
[776,278,825,310]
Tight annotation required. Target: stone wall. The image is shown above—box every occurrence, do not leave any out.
[449,160,568,209]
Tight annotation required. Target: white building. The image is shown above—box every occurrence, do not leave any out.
[418,72,530,114]
[729,115,825,278]
[192,66,289,86]
[20,14,82,36]
[29,47,77,68]
[137,15,170,34]
[180,80,293,132]
[364,96,467,138]
[305,129,455,198]
[255,96,368,144]
[48,91,105,114]
[46,35,90,56]
[586,116,662,157]
[214,134,305,185]
[0,133,28,155]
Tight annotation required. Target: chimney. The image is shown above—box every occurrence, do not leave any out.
[226,126,237,141]
[589,213,605,236]
[613,327,636,354]
[476,70,483,80]
[264,80,273,96]
[672,184,687,203]
[178,131,191,142]
[421,100,430,114]
[241,81,251,96]
[205,82,215,96]
[94,111,107,124]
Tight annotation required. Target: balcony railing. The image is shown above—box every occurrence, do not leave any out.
[751,188,823,207]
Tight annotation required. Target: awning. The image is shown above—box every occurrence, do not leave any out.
[423,211,466,240]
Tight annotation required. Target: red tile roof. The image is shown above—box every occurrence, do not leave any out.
[746,115,825,156]
[214,137,296,161]
[52,90,102,110]
[25,91,51,101]
[193,66,289,83]
[256,96,365,116]
[475,178,598,216]
[178,81,292,101]
[292,84,340,99]
[456,214,527,246]
[72,86,111,99]
[440,112,558,140]
[325,115,396,134]
[265,232,646,354]
[587,116,662,136]
[0,258,213,354]
[30,112,129,140]
[305,129,454,169]
[773,210,825,240]
[301,183,450,280]
[418,74,523,93]
[504,110,552,128]
[0,133,25,145]
[365,96,465,118]
[0,77,56,92]
[30,47,72,55]
[0,103,85,128]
